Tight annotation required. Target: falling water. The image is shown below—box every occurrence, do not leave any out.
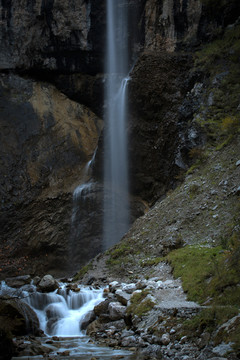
[103,0,130,250]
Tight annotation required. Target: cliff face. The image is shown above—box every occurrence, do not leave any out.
[0,0,239,277]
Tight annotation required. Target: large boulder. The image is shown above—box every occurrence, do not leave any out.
[80,310,96,330]
[108,302,126,321]
[94,299,112,317]
[37,275,59,293]
[5,275,31,288]
[0,298,40,336]
[115,290,131,306]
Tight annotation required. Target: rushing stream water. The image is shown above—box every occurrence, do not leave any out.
[0,281,136,359]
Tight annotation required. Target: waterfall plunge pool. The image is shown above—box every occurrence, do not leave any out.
[0,281,136,360]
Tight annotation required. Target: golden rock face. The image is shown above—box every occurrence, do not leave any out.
[28,81,103,195]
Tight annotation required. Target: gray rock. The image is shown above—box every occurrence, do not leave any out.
[94,299,111,316]
[115,289,131,305]
[234,186,240,195]
[140,344,162,359]
[197,332,210,349]
[236,160,240,166]
[5,275,31,288]
[161,333,170,345]
[0,298,40,336]
[80,310,96,330]
[121,335,138,347]
[121,329,135,338]
[180,335,188,344]
[37,275,59,293]
[212,342,233,356]
[136,279,148,289]
[108,302,126,320]
[122,283,137,294]
[109,281,119,293]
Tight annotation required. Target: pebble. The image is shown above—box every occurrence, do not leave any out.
[236,160,240,166]
[180,336,188,344]
[161,333,170,345]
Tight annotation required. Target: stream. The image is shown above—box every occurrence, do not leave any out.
[0,281,136,360]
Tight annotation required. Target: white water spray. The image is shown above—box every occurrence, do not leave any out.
[103,0,130,250]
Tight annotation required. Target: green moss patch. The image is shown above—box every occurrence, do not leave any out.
[166,237,240,306]
[140,257,163,267]
[127,290,155,318]
[73,262,93,281]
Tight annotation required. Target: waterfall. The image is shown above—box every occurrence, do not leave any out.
[0,281,103,337]
[103,0,130,250]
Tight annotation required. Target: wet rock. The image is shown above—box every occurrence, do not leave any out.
[37,275,59,293]
[109,281,119,293]
[108,302,126,321]
[80,310,96,330]
[66,283,80,292]
[0,299,40,336]
[5,275,31,288]
[94,299,111,316]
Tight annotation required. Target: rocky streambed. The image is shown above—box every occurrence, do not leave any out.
[1,268,238,359]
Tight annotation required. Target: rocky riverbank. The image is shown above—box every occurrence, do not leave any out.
[1,269,239,360]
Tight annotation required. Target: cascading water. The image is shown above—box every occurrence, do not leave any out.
[0,281,135,359]
[24,285,103,336]
[103,0,130,250]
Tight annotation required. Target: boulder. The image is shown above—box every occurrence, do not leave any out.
[109,281,119,293]
[5,275,31,288]
[0,298,40,336]
[115,289,131,306]
[80,310,96,330]
[37,275,59,293]
[161,333,170,345]
[94,299,111,316]
[121,335,138,347]
[122,283,137,294]
[108,302,126,321]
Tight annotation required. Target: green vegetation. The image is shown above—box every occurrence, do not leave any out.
[106,242,134,267]
[106,238,144,268]
[182,306,240,350]
[166,232,240,306]
[195,25,240,71]
[166,229,240,351]
[73,262,93,281]
[166,245,224,303]
[140,257,163,267]
[193,24,240,152]
[127,290,155,317]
